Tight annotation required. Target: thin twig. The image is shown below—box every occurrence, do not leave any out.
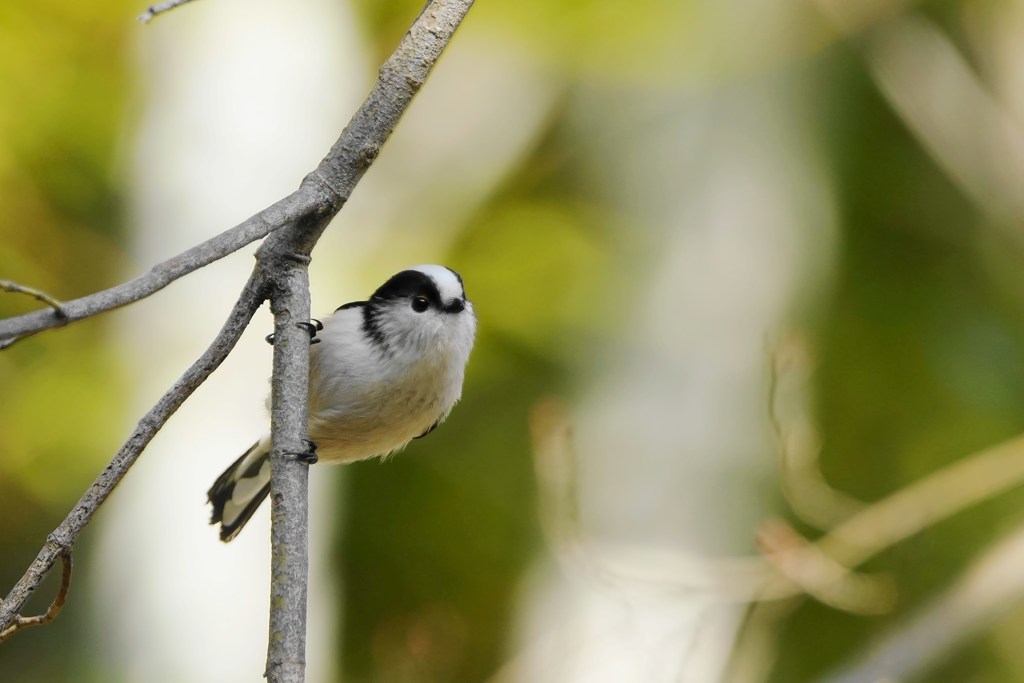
[137,0,201,23]
[264,263,313,682]
[0,279,68,320]
[0,551,72,643]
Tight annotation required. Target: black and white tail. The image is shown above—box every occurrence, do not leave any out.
[207,438,272,542]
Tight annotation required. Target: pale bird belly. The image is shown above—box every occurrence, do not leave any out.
[307,391,447,464]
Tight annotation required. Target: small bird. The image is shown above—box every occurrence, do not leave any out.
[208,265,476,541]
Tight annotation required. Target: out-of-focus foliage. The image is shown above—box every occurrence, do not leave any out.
[766,36,1024,681]
[0,0,130,478]
[354,0,834,82]
[7,0,1024,682]
[0,1,130,680]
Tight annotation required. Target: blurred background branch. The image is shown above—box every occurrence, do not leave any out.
[800,432,1024,575]
[532,393,1024,606]
[819,521,1024,683]
[769,334,863,529]
[867,15,1024,231]
[535,377,1024,683]
[755,519,896,615]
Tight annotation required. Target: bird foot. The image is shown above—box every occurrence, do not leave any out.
[286,439,319,464]
[265,319,324,345]
[297,319,324,344]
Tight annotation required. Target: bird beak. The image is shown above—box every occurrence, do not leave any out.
[445,299,465,314]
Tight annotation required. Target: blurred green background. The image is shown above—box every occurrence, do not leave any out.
[5,0,1024,682]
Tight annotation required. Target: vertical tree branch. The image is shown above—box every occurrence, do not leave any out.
[254,2,475,678]
[264,259,314,682]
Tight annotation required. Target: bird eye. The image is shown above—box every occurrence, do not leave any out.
[411,296,430,312]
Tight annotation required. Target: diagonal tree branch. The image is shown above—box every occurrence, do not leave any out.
[0,273,267,633]
[1,4,475,682]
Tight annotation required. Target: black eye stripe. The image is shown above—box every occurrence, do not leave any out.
[370,270,445,308]
[361,269,467,347]
[361,304,387,349]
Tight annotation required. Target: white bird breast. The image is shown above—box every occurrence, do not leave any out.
[304,297,476,463]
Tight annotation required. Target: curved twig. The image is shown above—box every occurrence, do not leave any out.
[0,551,72,643]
